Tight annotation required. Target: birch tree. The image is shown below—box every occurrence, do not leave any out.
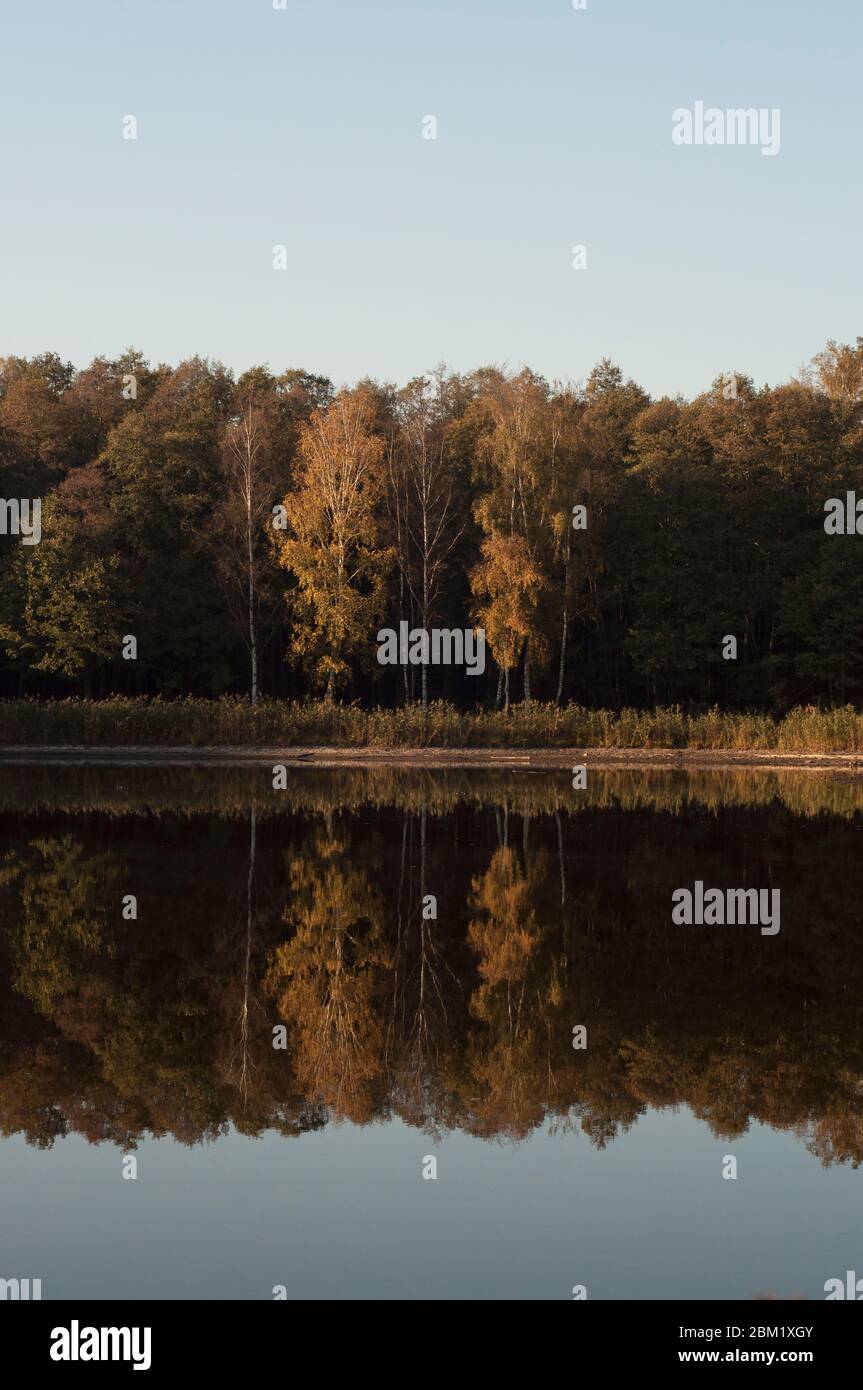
[219,394,279,704]
[471,370,554,702]
[277,386,389,700]
[389,374,465,709]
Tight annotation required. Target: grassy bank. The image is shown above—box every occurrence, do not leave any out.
[2,697,863,751]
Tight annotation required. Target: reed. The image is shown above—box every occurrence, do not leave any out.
[2,697,863,751]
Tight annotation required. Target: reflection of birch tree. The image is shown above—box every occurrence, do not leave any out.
[265,829,390,1121]
[228,804,257,1103]
[408,805,454,1061]
[465,845,555,1137]
[386,805,461,1077]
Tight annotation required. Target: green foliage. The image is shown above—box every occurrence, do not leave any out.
[0,498,118,678]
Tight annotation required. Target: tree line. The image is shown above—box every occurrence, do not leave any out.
[2,337,863,711]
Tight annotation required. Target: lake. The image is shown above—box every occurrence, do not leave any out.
[1,763,861,1300]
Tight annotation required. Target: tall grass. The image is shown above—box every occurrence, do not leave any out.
[2,697,863,750]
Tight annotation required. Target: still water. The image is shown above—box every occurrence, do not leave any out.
[1,764,861,1300]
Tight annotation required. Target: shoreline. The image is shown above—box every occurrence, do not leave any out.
[3,745,863,770]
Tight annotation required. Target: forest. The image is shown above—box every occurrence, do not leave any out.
[2,336,863,713]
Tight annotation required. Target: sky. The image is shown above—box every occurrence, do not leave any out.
[0,0,859,398]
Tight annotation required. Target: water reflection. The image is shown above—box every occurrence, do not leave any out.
[1,766,862,1168]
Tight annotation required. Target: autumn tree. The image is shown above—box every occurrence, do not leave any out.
[470,369,558,701]
[277,386,390,700]
[470,532,546,710]
[807,336,863,402]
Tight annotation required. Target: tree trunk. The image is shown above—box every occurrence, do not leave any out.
[556,528,571,706]
[248,503,257,704]
[399,568,409,704]
[422,519,429,712]
[556,608,568,706]
[420,802,427,906]
[237,803,256,1099]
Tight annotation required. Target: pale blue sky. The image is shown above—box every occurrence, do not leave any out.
[0,0,859,397]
